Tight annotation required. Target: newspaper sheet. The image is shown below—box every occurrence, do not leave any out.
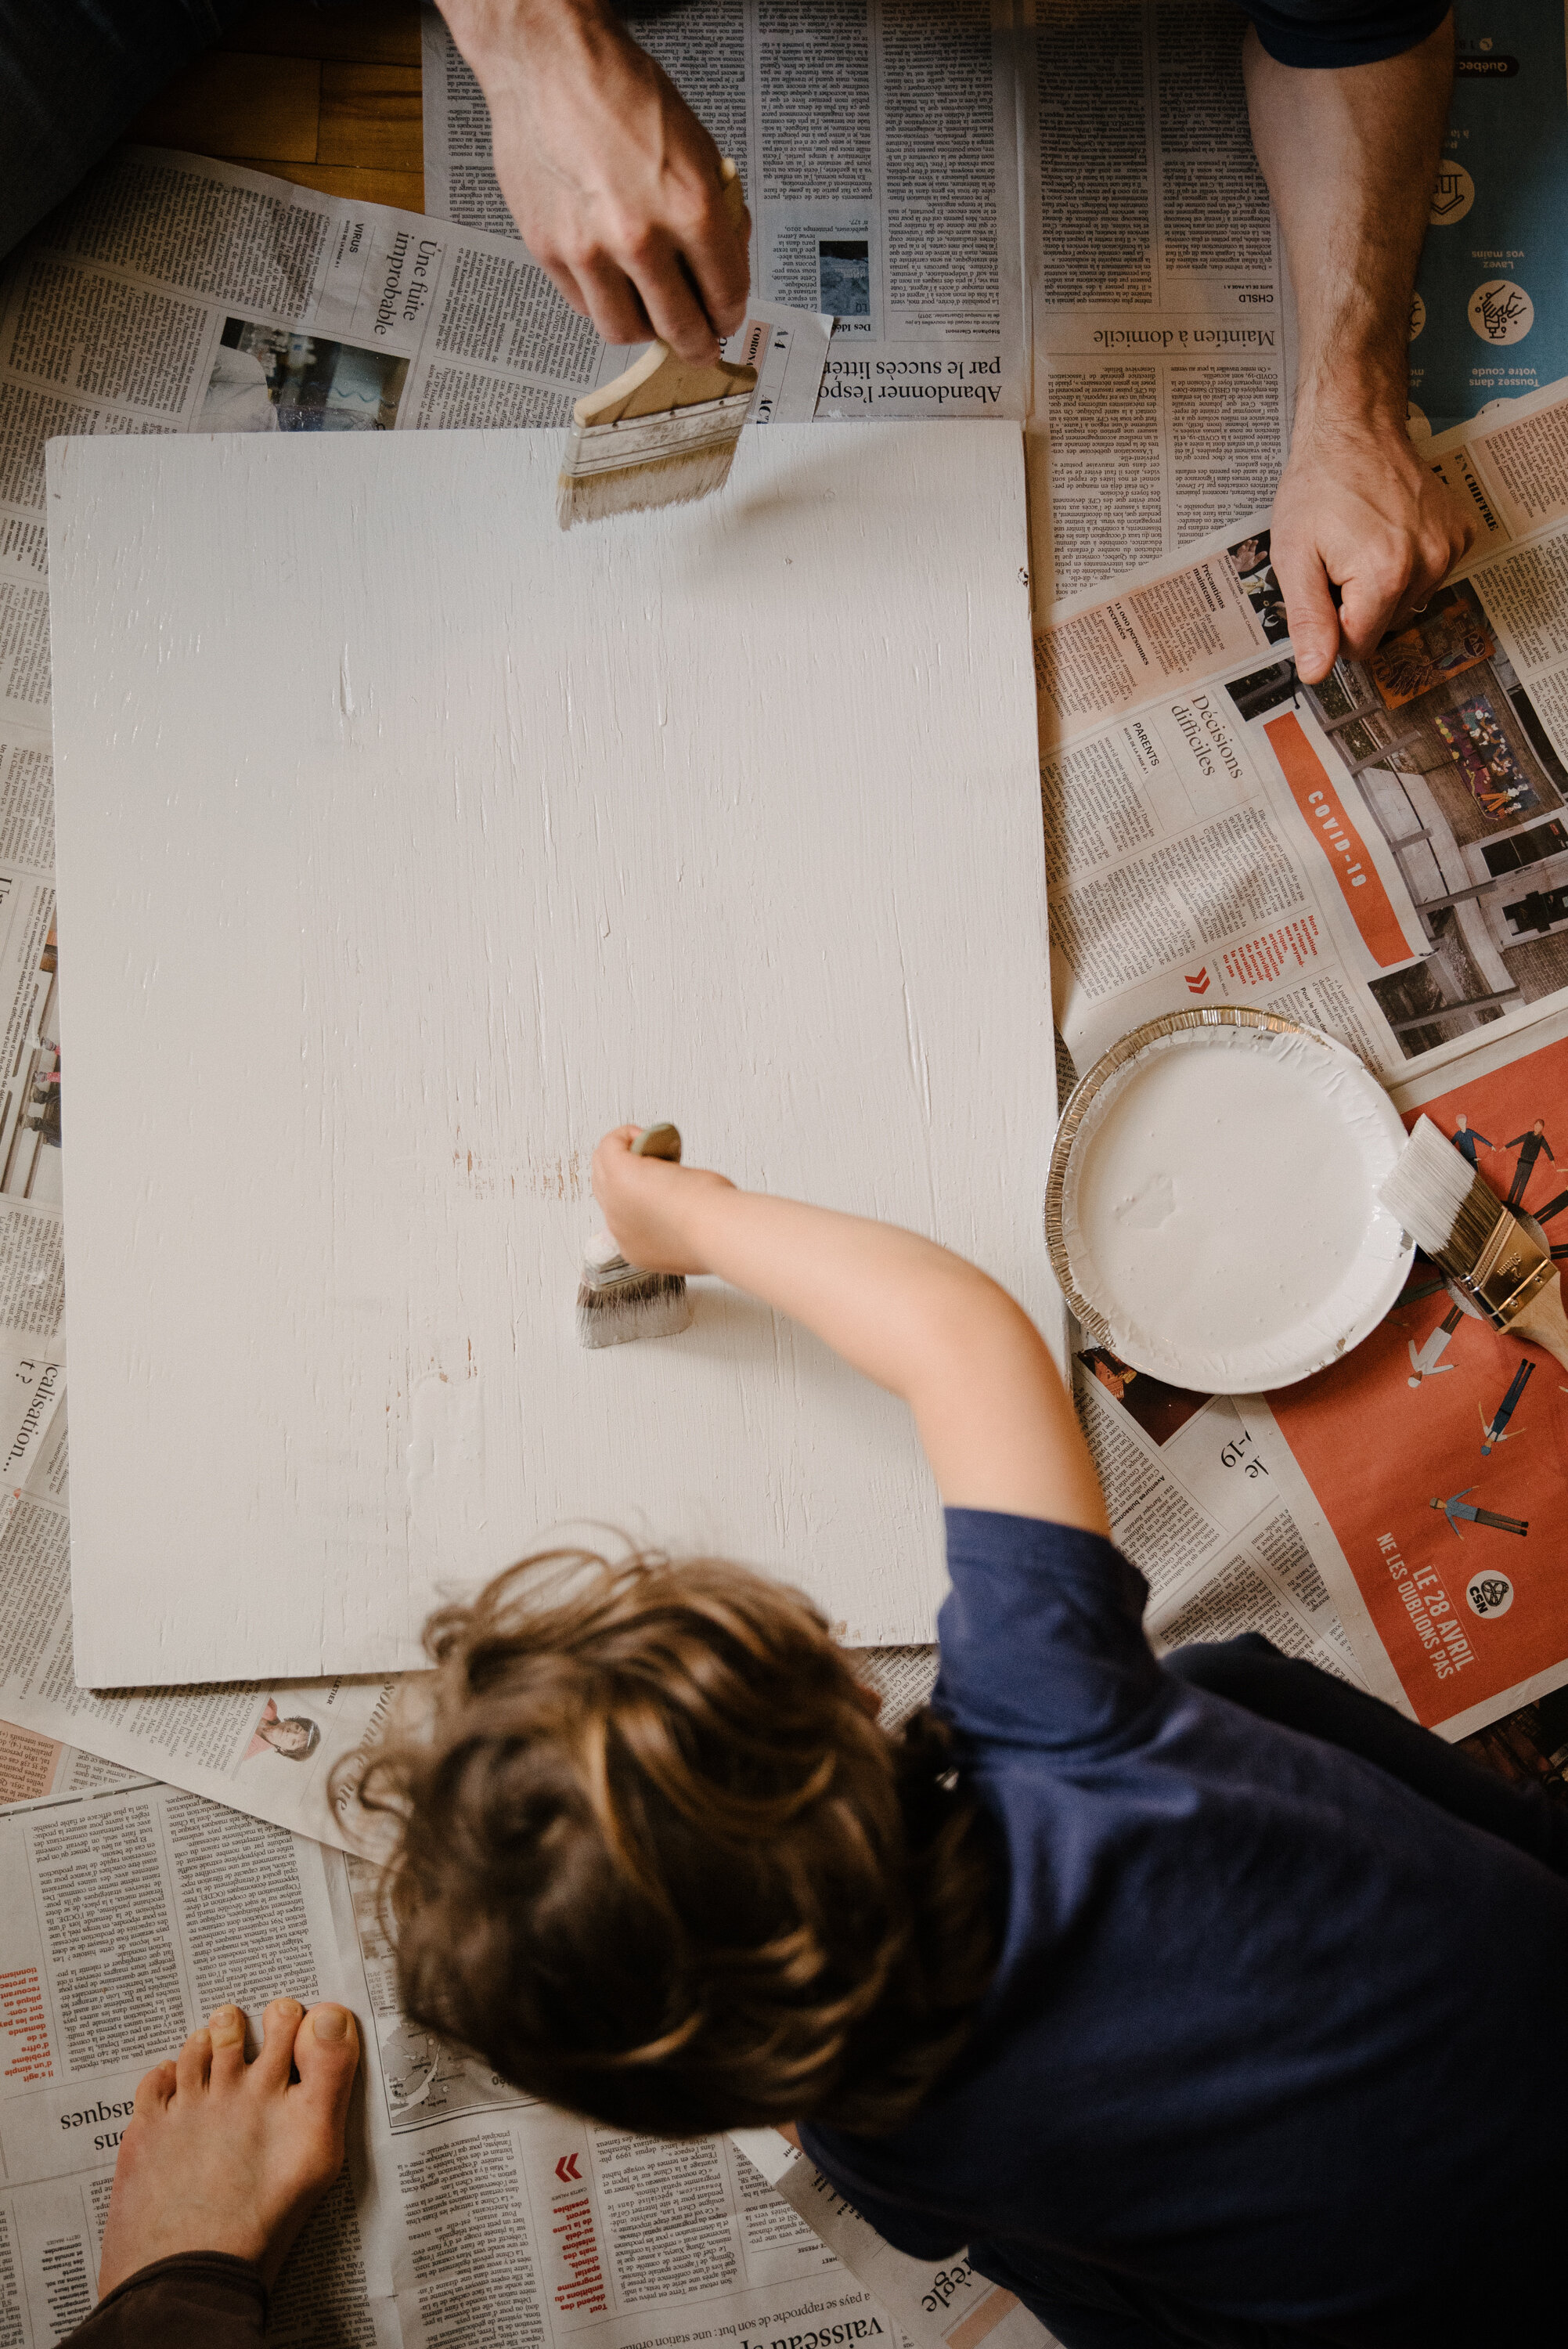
[0,142,829,737]
[1021,0,1292,601]
[1239,994,1568,1741]
[1413,0,1568,441]
[733,2131,1056,2349]
[0,1758,935,2349]
[1073,1362,1361,1680]
[1038,370,1568,1091]
[420,0,1027,420]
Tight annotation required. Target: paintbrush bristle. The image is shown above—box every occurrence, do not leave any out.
[557,392,752,530]
[1379,1116,1509,1277]
[576,1265,692,1349]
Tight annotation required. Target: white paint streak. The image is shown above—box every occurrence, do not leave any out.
[406,1370,487,1550]
[49,424,1048,1685]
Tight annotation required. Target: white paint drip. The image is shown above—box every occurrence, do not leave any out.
[406,1373,486,1551]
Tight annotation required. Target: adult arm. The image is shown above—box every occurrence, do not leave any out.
[438,0,751,360]
[1245,13,1473,682]
[590,1127,1109,1533]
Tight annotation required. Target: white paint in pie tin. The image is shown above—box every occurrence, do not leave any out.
[1055,1020,1414,1392]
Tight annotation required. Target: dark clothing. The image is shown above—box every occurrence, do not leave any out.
[61,2255,265,2348]
[1505,1129,1554,1207]
[1238,0,1448,67]
[1450,1125,1491,1167]
[0,0,254,261]
[802,1510,1568,2349]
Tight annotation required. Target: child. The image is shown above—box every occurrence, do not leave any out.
[72,1126,1568,2347]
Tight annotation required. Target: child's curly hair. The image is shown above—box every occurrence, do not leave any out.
[339,1546,998,2138]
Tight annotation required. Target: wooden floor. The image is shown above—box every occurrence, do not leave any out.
[125,0,424,214]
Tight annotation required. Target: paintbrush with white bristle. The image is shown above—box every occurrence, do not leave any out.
[557,163,757,531]
[1379,1115,1568,1370]
[576,1121,694,1349]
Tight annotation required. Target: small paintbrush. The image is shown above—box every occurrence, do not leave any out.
[557,163,757,532]
[1379,1116,1568,1371]
[576,1120,694,1349]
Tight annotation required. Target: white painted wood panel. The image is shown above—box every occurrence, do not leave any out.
[49,424,1051,1686]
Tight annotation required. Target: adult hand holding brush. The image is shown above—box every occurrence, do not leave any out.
[441,0,752,362]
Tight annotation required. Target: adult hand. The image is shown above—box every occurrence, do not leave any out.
[1267,411,1475,686]
[441,0,751,361]
[591,1125,734,1274]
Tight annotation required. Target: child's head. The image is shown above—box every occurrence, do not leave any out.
[344,1547,997,2138]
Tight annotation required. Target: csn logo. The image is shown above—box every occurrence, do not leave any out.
[1465,1573,1514,1619]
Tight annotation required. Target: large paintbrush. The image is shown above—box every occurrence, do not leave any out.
[1379,1116,1568,1370]
[557,164,757,531]
[576,1121,694,1349]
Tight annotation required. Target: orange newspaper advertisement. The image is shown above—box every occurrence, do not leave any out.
[1254,1006,1568,1737]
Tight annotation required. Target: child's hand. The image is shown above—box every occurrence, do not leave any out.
[592,1126,734,1272]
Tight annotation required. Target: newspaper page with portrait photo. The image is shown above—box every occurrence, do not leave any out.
[0,142,830,743]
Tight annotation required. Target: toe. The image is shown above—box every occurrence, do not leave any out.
[207,2004,247,2084]
[174,2026,213,2098]
[133,2059,177,2120]
[248,1997,306,2091]
[295,2004,360,2127]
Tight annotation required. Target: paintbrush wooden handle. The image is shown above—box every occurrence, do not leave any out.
[1507,1267,1568,1373]
[572,164,756,428]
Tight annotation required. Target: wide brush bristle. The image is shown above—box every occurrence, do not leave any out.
[576,1268,692,1350]
[1379,1115,1509,1276]
[557,439,740,529]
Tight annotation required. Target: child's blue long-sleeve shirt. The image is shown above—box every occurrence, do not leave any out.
[802,1510,1568,2349]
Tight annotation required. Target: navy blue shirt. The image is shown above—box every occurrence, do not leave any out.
[801,1511,1568,2349]
[1235,0,1450,69]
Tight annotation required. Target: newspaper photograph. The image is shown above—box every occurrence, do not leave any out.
[0,143,831,730]
[420,0,1026,423]
[1241,994,1568,1741]
[1038,370,1568,1089]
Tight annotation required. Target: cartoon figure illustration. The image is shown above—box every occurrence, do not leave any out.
[1430,1488,1529,1538]
[244,1697,321,1760]
[1504,1121,1554,1209]
[1450,1113,1492,1169]
[1408,1303,1464,1385]
[1480,1361,1534,1454]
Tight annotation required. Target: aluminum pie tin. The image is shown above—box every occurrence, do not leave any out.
[1045,1008,1415,1394]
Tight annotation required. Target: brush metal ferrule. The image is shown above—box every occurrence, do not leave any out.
[579,1256,640,1291]
[563,391,754,480]
[1459,1213,1555,1325]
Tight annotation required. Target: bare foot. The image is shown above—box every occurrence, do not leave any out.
[98,1998,359,2298]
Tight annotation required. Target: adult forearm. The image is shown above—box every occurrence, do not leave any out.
[1243,16,1472,680]
[1245,18,1451,436]
[437,0,749,357]
[695,1189,1105,1526]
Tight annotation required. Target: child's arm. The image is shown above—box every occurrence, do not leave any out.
[592,1128,1108,1535]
